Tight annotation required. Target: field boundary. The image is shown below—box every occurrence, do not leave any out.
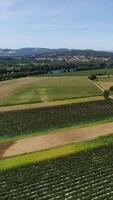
[94,81,104,92]
[89,79,104,92]
[0,96,103,112]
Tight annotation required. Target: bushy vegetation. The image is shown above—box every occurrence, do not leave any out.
[104,90,110,100]
[0,100,113,139]
[88,74,97,80]
[0,58,113,81]
[110,86,113,91]
[1,143,113,199]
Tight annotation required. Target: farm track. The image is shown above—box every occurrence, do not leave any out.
[0,96,103,112]
[2,121,113,158]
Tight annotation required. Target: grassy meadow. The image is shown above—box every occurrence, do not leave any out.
[0,76,101,107]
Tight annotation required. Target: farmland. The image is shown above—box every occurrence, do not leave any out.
[1,0,113,198]
[98,76,113,82]
[2,121,113,158]
[1,100,113,140]
[98,75,113,90]
[1,72,113,200]
[0,134,113,170]
[1,140,113,199]
[0,76,101,107]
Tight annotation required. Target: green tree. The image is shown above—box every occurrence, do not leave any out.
[104,90,110,100]
[110,86,113,92]
[88,74,97,80]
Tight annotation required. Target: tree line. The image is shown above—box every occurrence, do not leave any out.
[0,58,113,81]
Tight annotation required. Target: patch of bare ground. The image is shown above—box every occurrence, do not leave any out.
[98,81,113,90]
[2,122,113,158]
[0,141,15,159]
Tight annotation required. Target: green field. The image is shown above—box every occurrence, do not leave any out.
[1,70,113,199]
[1,135,113,199]
[0,76,101,107]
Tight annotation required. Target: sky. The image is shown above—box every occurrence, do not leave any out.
[0,0,113,50]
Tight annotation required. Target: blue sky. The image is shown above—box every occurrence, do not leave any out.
[0,0,113,50]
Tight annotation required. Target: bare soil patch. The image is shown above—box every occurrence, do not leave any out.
[2,122,113,158]
[0,141,15,158]
[98,81,113,90]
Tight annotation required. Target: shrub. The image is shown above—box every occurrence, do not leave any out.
[104,90,110,100]
[110,86,113,92]
[88,74,97,80]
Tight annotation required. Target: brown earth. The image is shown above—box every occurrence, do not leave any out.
[2,122,113,159]
[0,141,14,158]
[98,81,113,90]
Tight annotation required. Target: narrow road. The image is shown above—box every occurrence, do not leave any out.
[2,121,113,158]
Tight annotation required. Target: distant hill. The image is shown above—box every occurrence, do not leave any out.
[0,48,113,58]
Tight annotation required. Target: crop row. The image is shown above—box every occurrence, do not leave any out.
[1,144,113,199]
[0,99,113,138]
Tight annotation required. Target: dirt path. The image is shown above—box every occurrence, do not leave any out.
[2,122,113,158]
[90,80,104,92]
